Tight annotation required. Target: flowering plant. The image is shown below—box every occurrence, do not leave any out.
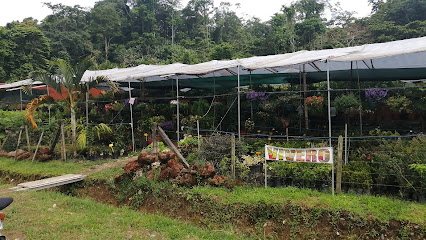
[365,88,388,102]
[246,91,268,101]
[305,96,324,107]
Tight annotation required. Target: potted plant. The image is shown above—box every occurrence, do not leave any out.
[305,95,324,115]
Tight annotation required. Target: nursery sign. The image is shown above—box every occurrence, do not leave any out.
[265,145,333,164]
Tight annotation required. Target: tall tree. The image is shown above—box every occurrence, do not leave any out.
[90,2,123,62]
[41,3,93,63]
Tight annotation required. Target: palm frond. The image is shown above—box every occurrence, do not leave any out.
[76,128,87,150]
[31,71,62,94]
[25,95,54,129]
[93,123,112,140]
[21,85,33,95]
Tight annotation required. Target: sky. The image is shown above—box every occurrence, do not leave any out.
[0,0,372,27]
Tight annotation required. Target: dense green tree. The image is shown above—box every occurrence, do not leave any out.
[90,1,123,62]
[40,3,93,63]
[0,24,50,82]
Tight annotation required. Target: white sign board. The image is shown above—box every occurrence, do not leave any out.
[265,145,333,164]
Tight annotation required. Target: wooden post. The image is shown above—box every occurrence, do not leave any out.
[25,126,31,150]
[14,130,23,160]
[286,128,289,142]
[336,135,343,194]
[32,131,44,162]
[152,122,158,155]
[303,64,309,130]
[231,134,236,180]
[0,135,9,150]
[157,126,189,168]
[61,122,66,161]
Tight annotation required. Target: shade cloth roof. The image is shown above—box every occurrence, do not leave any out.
[2,37,426,90]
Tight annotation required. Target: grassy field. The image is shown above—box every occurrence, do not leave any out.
[1,156,425,226]
[0,157,114,176]
[3,188,248,240]
[188,186,426,224]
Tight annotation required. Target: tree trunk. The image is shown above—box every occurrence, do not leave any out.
[70,102,77,156]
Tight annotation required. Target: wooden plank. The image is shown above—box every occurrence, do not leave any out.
[157,126,189,168]
[15,174,85,191]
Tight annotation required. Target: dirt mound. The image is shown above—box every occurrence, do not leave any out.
[122,152,232,187]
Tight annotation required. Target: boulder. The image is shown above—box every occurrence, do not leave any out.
[123,160,142,174]
[0,150,8,157]
[36,154,52,161]
[16,152,32,160]
[137,152,156,165]
[158,159,184,181]
[178,173,197,187]
[210,175,228,186]
[39,147,50,154]
[199,162,215,178]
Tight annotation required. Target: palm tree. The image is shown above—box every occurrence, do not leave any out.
[26,57,117,147]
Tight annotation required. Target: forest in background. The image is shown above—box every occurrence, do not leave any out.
[0,0,425,83]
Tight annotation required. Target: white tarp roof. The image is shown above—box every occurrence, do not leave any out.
[80,36,426,83]
[0,79,43,90]
[2,36,425,88]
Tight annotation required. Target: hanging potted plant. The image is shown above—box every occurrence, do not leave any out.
[305,95,324,116]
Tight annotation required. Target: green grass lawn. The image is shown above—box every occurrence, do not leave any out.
[3,188,248,240]
[0,157,112,177]
[1,156,425,225]
[188,186,426,224]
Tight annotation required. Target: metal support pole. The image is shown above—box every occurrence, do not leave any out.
[128,81,135,152]
[237,66,241,141]
[197,119,200,152]
[303,64,309,129]
[176,76,180,142]
[20,88,23,111]
[327,59,332,147]
[86,83,89,126]
[344,124,348,164]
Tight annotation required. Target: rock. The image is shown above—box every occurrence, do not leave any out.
[178,173,197,187]
[7,149,26,158]
[39,147,50,154]
[16,152,32,160]
[199,162,215,177]
[210,175,228,186]
[158,168,173,181]
[0,150,8,157]
[123,160,142,174]
[158,153,169,162]
[36,154,52,161]
[137,152,156,165]
[167,159,184,178]
[158,159,184,181]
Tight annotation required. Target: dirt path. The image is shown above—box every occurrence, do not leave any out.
[79,155,137,175]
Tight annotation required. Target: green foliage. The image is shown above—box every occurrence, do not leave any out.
[385,95,412,112]
[334,93,360,116]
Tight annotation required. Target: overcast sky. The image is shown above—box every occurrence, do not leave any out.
[0,0,372,27]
